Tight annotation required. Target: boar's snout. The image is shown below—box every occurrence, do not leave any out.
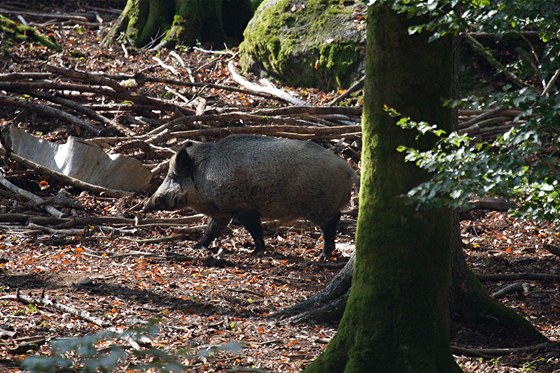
[142,195,161,212]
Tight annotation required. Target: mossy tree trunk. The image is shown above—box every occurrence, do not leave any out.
[275,223,546,346]
[449,213,545,342]
[104,0,253,48]
[0,14,61,51]
[303,4,461,372]
[278,229,545,343]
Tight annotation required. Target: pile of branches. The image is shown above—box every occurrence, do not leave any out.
[0,60,523,234]
[0,61,363,239]
[0,64,361,170]
[458,108,521,139]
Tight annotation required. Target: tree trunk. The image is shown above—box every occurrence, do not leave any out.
[303,4,461,372]
[277,220,545,342]
[449,213,545,342]
[104,0,253,48]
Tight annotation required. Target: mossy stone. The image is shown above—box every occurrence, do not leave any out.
[239,0,366,90]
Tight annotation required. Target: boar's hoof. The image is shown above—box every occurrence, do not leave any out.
[252,249,265,257]
[194,242,220,254]
[318,252,334,261]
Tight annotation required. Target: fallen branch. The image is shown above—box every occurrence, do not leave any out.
[459,116,514,135]
[123,233,187,244]
[1,290,108,327]
[170,124,361,141]
[477,272,560,281]
[250,105,361,117]
[328,76,365,105]
[112,73,279,101]
[0,72,54,81]
[1,290,147,351]
[227,61,308,106]
[0,73,195,116]
[458,108,519,129]
[46,65,127,93]
[0,81,115,99]
[542,69,560,96]
[26,222,138,236]
[27,89,135,136]
[491,282,526,299]
[451,342,551,357]
[0,8,96,22]
[0,13,61,50]
[0,94,104,136]
[0,213,205,228]
[464,34,526,89]
[0,173,64,218]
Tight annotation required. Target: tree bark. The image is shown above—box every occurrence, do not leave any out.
[449,213,545,342]
[303,4,461,372]
[277,220,545,343]
[104,0,253,48]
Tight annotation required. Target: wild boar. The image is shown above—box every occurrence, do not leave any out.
[143,135,358,258]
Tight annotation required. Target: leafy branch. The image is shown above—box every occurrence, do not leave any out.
[394,103,559,224]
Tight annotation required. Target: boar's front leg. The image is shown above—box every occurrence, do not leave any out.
[195,217,230,249]
[236,211,266,255]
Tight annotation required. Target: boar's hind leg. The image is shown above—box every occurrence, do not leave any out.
[319,212,341,259]
[195,217,230,249]
[236,211,266,255]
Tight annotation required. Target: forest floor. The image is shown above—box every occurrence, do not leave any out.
[0,1,559,372]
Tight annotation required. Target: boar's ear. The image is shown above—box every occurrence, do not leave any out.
[174,143,195,177]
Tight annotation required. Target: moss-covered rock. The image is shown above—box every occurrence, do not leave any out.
[239,0,366,90]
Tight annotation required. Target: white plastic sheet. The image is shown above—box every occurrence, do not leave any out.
[1,125,151,194]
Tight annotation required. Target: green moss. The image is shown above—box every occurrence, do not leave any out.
[107,0,252,48]
[239,0,363,90]
[318,42,359,88]
[0,14,61,51]
[305,5,461,372]
[266,36,281,59]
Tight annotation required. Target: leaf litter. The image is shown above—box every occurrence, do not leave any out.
[0,1,558,372]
